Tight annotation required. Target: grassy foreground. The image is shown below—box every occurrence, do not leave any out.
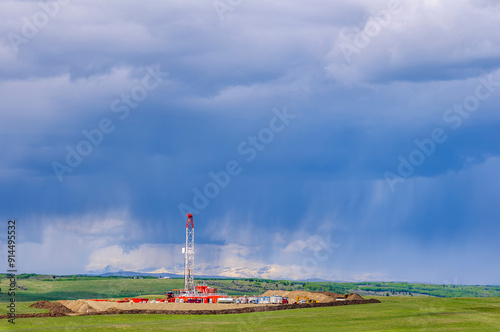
[1,297,500,331]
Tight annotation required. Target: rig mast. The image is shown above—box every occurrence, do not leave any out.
[184,212,195,291]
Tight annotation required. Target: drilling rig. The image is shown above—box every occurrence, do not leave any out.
[166,213,228,303]
[183,212,195,292]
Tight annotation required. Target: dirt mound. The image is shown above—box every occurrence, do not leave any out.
[58,300,90,313]
[29,300,73,314]
[29,300,53,309]
[104,307,122,314]
[317,292,346,300]
[260,290,337,303]
[260,291,366,302]
[77,303,98,314]
[346,293,365,301]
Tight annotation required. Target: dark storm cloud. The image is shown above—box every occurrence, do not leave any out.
[0,0,499,282]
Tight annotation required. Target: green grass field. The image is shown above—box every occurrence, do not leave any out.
[1,297,500,331]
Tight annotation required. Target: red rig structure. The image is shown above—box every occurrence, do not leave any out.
[165,213,228,303]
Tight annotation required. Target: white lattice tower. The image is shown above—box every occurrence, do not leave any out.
[184,213,195,291]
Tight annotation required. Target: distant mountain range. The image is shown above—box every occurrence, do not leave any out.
[99,271,180,278]
[85,265,335,282]
[86,265,231,279]
[90,270,330,282]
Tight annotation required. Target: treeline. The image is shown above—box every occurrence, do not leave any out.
[7,274,165,281]
[355,282,500,297]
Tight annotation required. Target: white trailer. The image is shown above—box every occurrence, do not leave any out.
[270,296,283,304]
[218,297,235,304]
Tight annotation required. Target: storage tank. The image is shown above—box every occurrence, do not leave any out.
[218,297,236,304]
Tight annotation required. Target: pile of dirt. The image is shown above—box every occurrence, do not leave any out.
[78,303,98,314]
[260,290,336,303]
[29,300,52,309]
[318,292,348,300]
[58,300,97,314]
[29,300,74,314]
[104,307,122,314]
[260,291,366,302]
[346,293,365,301]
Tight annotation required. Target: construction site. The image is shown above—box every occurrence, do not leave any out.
[11,213,379,319]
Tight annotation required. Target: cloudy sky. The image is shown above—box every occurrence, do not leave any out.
[1,0,499,284]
